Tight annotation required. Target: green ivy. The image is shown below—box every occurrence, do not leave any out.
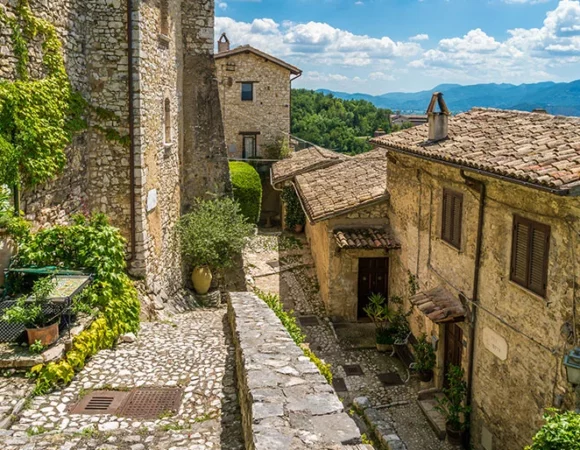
[255,289,332,384]
[526,409,580,450]
[281,187,306,230]
[14,214,140,394]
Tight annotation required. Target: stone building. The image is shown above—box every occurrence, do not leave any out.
[214,33,302,160]
[371,99,580,449]
[272,148,400,321]
[1,0,230,305]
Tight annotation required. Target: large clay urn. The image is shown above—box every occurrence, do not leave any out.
[192,266,212,295]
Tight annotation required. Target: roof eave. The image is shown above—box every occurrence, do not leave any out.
[304,194,390,225]
[372,141,576,197]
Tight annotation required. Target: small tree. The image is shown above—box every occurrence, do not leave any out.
[176,198,253,270]
[526,409,580,450]
[436,365,470,433]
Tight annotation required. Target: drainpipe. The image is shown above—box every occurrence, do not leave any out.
[127,0,137,263]
[461,170,486,442]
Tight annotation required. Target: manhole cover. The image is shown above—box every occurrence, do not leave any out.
[343,364,364,376]
[298,316,319,326]
[118,387,183,419]
[332,377,348,392]
[71,390,130,415]
[378,372,404,386]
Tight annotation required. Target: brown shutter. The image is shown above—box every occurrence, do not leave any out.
[511,217,530,286]
[529,224,550,297]
[442,191,450,242]
[452,194,463,248]
[442,189,462,249]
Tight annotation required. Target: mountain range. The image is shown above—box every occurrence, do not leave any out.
[317,80,580,116]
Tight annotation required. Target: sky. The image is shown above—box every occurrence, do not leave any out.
[214,0,580,94]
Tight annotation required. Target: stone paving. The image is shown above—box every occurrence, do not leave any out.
[243,231,457,450]
[0,308,244,449]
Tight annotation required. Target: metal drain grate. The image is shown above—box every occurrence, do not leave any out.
[71,391,130,415]
[298,316,319,327]
[332,377,348,392]
[377,372,404,386]
[118,388,183,419]
[343,364,364,376]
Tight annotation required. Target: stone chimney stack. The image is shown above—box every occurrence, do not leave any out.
[218,33,230,53]
[426,92,450,142]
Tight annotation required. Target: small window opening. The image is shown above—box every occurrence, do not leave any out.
[241,83,254,101]
[160,0,169,36]
[164,98,171,144]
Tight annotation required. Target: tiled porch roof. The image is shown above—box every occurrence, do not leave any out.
[334,228,400,250]
[410,286,465,323]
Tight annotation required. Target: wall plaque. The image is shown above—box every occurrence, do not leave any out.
[482,327,508,361]
[147,189,158,212]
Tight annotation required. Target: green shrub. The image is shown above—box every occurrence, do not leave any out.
[2,276,57,328]
[281,187,306,230]
[14,214,140,394]
[255,289,332,384]
[176,197,254,270]
[229,162,262,224]
[526,409,580,450]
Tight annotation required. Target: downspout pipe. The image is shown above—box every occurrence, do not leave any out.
[461,169,486,442]
[127,0,137,263]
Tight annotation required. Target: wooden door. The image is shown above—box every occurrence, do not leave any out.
[444,323,463,387]
[357,258,389,319]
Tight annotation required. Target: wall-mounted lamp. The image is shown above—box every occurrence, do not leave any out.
[563,347,580,412]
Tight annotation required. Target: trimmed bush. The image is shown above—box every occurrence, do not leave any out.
[229,161,262,224]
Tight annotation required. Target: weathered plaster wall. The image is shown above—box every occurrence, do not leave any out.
[306,201,392,322]
[215,52,292,159]
[385,152,580,450]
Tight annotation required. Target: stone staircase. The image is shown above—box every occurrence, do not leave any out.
[417,390,447,440]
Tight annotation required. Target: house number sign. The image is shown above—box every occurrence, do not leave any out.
[482,327,508,361]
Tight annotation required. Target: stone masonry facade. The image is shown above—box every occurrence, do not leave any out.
[1,0,231,302]
[215,49,298,159]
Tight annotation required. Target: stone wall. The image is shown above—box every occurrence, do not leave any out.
[227,291,364,449]
[215,52,292,159]
[385,152,580,450]
[306,201,393,322]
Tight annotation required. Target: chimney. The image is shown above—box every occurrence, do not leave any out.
[218,33,230,53]
[532,108,548,114]
[426,92,450,142]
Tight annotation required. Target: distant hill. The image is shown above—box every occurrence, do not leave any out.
[316,80,580,116]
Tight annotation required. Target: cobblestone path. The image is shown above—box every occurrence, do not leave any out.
[244,231,457,450]
[0,308,244,450]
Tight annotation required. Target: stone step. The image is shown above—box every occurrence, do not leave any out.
[417,394,447,441]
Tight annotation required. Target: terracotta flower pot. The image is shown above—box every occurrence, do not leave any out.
[192,266,212,295]
[446,423,463,445]
[294,224,304,233]
[376,343,392,353]
[418,369,433,383]
[26,322,59,347]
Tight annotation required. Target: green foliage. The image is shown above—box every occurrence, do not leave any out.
[255,289,333,384]
[413,333,436,372]
[281,187,306,230]
[291,89,393,155]
[436,365,470,431]
[0,207,31,241]
[0,1,87,188]
[29,340,44,354]
[526,409,580,450]
[229,162,263,224]
[176,198,254,270]
[14,214,140,394]
[263,137,291,160]
[2,276,57,328]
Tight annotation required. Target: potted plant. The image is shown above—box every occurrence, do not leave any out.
[413,333,436,382]
[281,187,305,233]
[2,276,59,346]
[389,295,412,344]
[363,293,395,352]
[436,364,471,445]
[177,198,253,294]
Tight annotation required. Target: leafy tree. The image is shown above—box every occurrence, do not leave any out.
[291,89,393,154]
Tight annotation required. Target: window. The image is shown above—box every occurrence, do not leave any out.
[441,188,463,249]
[241,83,253,101]
[164,98,171,144]
[243,135,257,158]
[510,215,550,297]
[160,0,169,36]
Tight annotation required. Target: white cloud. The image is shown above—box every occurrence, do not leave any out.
[410,34,429,41]
[369,71,395,81]
[218,2,228,10]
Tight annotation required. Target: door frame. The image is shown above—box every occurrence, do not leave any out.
[357,257,390,320]
[443,322,464,388]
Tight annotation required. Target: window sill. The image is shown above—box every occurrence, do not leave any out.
[158,33,170,47]
[163,143,173,158]
[507,280,548,304]
[437,237,464,254]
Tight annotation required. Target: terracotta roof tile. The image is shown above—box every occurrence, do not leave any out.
[334,227,400,250]
[295,149,388,223]
[410,286,465,324]
[271,146,349,186]
[371,108,580,193]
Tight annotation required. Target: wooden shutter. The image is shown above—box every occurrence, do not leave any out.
[442,189,463,249]
[510,215,550,297]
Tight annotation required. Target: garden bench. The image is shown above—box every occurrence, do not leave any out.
[391,332,417,382]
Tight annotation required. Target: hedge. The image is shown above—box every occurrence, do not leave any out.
[229,161,262,224]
